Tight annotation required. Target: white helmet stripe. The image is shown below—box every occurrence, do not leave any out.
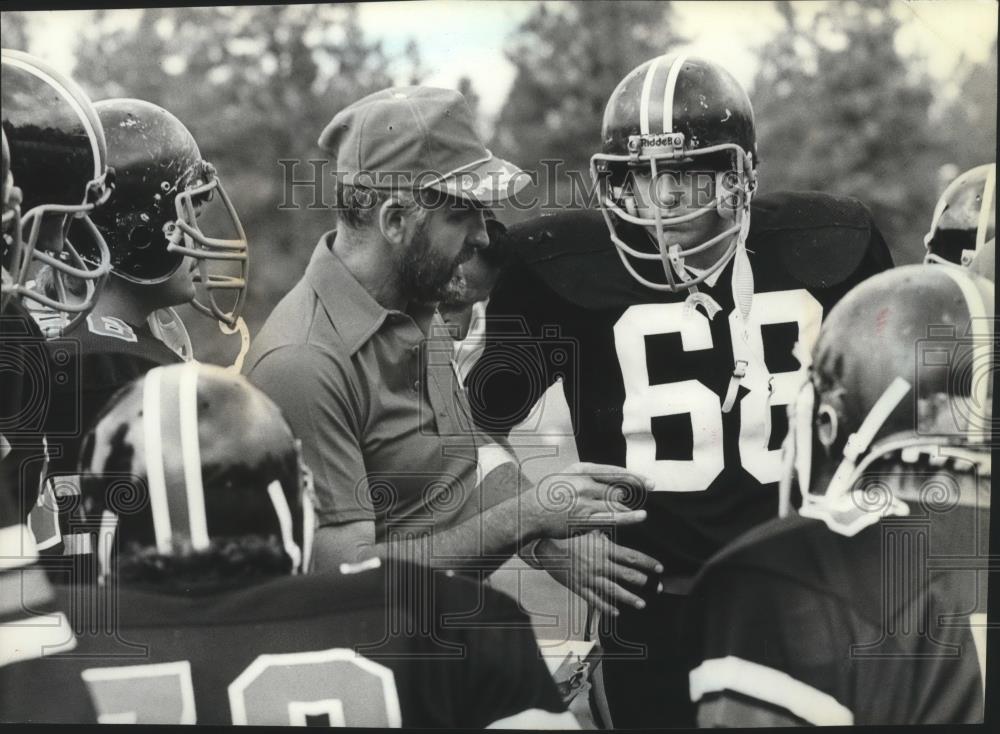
[639,55,664,135]
[141,367,172,554]
[178,362,209,551]
[267,480,302,573]
[976,164,995,253]
[662,54,688,134]
[937,265,992,442]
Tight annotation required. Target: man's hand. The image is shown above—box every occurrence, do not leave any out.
[524,462,653,539]
[531,530,664,617]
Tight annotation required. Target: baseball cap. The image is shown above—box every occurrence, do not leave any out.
[318,86,527,206]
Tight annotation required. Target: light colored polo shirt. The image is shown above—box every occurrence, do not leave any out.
[245,233,515,539]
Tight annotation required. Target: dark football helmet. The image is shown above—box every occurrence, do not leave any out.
[1,128,23,306]
[80,98,249,327]
[591,54,758,293]
[924,163,995,267]
[1,48,112,328]
[77,362,313,583]
[779,264,993,534]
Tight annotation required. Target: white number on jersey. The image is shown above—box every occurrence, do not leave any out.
[81,649,401,726]
[613,290,822,492]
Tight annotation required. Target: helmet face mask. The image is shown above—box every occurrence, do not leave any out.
[1,48,113,329]
[165,170,249,327]
[592,55,758,293]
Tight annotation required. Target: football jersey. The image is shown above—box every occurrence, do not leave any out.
[29,311,185,554]
[686,499,989,726]
[0,300,53,520]
[467,192,893,579]
[0,561,568,727]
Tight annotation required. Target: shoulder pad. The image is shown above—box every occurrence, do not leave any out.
[499,210,650,310]
[749,191,883,289]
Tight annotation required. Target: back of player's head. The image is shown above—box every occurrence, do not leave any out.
[1,48,112,329]
[780,264,993,525]
[78,97,249,328]
[924,163,995,268]
[77,362,314,590]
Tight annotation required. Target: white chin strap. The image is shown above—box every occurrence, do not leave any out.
[823,377,913,503]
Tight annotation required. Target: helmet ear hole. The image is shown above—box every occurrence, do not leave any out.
[816,403,840,452]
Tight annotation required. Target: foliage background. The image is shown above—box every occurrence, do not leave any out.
[2,1,996,365]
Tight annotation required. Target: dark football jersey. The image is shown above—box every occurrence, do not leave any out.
[686,499,989,726]
[0,300,53,520]
[28,312,184,554]
[0,561,567,726]
[468,192,893,579]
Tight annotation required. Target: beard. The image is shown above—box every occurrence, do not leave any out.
[399,217,471,304]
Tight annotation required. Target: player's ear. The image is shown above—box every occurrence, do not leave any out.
[378,198,409,246]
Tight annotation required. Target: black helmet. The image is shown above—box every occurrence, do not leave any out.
[79,363,312,583]
[591,54,758,292]
[82,98,249,327]
[1,48,112,328]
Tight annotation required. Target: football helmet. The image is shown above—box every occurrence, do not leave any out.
[81,98,249,327]
[1,128,23,307]
[77,362,313,582]
[924,163,995,267]
[1,48,112,328]
[779,264,994,534]
[591,54,758,293]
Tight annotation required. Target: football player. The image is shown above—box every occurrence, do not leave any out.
[466,54,893,726]
[0,362,578,728]
[30,97,250,554]
[2,49,113,527]
[924,162,995,268]
[2,49,112,681]
[686,264,992,725]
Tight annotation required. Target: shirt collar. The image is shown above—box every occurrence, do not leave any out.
[305,231,437,355]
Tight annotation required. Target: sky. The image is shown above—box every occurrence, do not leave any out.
[10,1,998,121]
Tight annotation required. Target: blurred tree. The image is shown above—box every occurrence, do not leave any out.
[749,0,946,263]
[0,10,30,50]
[936,39,997,175]
[491,0,685,220]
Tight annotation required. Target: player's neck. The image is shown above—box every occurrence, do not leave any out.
[90,278,159,328]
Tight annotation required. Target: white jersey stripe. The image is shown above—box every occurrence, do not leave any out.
[663,54,688,134]
[690,655,854,726]
[178,362,209,551]
[142,367,172,553]
[639,55,665,135]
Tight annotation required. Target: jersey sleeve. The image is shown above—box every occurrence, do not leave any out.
[686,563,856,727]
[465,263,560,438]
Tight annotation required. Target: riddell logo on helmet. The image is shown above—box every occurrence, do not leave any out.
[628,133,685,155]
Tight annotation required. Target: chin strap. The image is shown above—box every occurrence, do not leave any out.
[721,211,759,414]
[825,377,913,503]
[221,315,250,373]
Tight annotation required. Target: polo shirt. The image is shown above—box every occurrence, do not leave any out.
[245,233,518,541]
